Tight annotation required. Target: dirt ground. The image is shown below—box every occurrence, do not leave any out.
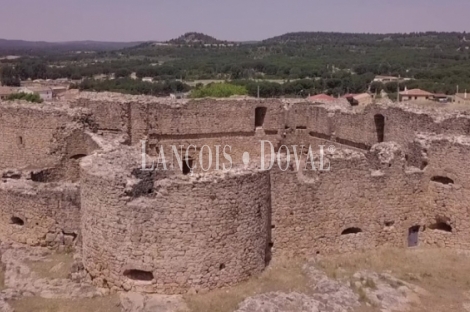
[6,248,470,312]
[25,251,74,280]
[316,247,470,312]
[183,257,310,312]
[10,296,122,312]
[185,248,470,312]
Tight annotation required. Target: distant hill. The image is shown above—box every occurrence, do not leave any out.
[263,31,465,47]
[167,32,231,45]
[0,39,142,54]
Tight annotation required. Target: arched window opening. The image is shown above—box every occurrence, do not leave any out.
[431,176,454,185]
[123,269,154,281]
[341,227,362,235]
[11,216,24,226]
[429,222,452,232]
[70,154,87,160]
[384,221,395,227]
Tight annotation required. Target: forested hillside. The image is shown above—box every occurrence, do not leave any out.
[1,31,470,96]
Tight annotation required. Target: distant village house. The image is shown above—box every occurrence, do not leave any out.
[18,86,53,101]
[455,92,470,105]
[399,88,433,101]
[0,87,15,100]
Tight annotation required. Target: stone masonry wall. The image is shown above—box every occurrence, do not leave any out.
[0,176,80,249]
[269,143,422,255]
[80,148,271,294]
[6,94,470,295]
[0,101,95,171]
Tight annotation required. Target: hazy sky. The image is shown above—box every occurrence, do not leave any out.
[1,0,469,42]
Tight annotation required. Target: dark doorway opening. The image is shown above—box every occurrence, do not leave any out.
[255,107,267,128]
[182,157,194,175]
[374,114,385,143]
[123,269,154,281]
[341,227,362,235]
[408,225,420,247]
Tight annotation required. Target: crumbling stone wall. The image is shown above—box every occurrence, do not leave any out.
[269,143,423,255]
[0,101,100,249]
[6,93,470,295]
[0,101,97,173]
[409,134,470,249]
[0,173,80,249]
[80,148,271,294]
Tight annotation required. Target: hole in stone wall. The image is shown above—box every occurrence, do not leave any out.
[30,169,57,183]
[18,136,23,145]
[341,227,362,235]
[431,176,454,185]
[10,216,24,226]
[219,263,225,270]
[255,107,267,128]
[271,225,276,229]
[374,114,385,143]
[420,161,428,170]
[182,157,194,175]
[385,221,395,227]
[408,225,420,247]
[296,126,307,130]
[63,231,78,241]
[70,154,87,160]
[123,269,154,281]
[429,222,452,232]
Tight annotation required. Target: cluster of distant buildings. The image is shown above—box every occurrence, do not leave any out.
[307,89,470,106]
[307,93,374,106]
[306,75,470,106]
[0,85,68,101]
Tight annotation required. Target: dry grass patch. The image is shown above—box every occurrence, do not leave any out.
[317,248,470,312]
[184,256,309,312]
[10,295,121,312]
[25,251,74,280]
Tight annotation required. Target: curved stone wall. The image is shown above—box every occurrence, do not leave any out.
[80,149,271,294]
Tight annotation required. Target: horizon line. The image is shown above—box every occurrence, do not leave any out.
[0,30,468,44]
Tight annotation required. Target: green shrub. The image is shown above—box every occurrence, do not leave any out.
[190,83,247,98]
[6,92,43,103]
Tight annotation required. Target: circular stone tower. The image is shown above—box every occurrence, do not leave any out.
[79,148,271,294]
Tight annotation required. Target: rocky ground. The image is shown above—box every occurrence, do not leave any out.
[1,243,469,312]
[234,261,425,312]
[0,242,188,312]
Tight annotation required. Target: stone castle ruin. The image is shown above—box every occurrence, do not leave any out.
[0,92,468,295]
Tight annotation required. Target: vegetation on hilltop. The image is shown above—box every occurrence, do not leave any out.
[1,31,470,96]
[72,78,191,96]
[190,83,247,98]
[167,32,229,45]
